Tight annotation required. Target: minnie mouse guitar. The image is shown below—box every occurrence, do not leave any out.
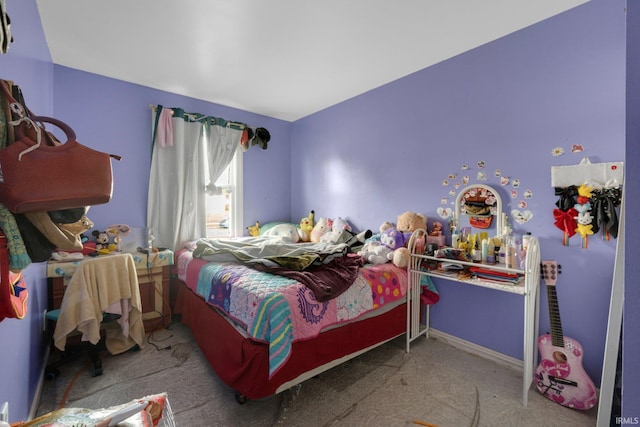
[534,261,597,410]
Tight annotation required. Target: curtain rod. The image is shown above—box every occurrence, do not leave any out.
[148,104,173,115]
[148,104,249,130]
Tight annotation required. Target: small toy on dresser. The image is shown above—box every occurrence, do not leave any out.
[426,220,446,249]
[91,230,117,255]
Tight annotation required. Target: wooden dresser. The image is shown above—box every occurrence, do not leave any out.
[47,250,174,332]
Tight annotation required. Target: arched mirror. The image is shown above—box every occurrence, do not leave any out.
[454,184,503,235]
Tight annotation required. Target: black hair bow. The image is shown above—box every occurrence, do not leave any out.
[554,186,578,211]
[590,188,622,238]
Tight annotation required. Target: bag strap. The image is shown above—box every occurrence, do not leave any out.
[11,115,76,160]
[24,115,76,141]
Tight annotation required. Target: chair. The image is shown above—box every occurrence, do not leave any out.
[45,309,123,378]
[47,253,146,379]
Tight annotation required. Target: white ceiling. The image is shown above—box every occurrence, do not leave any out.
[36,0,588,122]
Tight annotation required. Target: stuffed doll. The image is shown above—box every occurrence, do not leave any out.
[428,221,443,236]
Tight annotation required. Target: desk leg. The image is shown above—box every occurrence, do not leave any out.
[522,283,540,407]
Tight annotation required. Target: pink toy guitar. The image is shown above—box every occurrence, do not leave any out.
[534,260,597,410]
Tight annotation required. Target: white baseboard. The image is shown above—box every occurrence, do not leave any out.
[429,328,524,372]
[29,345,50,420]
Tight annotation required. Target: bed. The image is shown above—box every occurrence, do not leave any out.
[173,234,427,402]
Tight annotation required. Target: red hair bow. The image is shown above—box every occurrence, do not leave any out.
[553,208,578,238]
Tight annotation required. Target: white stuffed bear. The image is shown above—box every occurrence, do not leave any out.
[310,218,332,243]
[358,240,394,265]
[320,216,352,244]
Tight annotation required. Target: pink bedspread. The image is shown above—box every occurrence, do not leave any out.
[175,249,407,376]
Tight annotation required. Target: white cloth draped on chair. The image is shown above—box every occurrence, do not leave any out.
[53,253,145,355]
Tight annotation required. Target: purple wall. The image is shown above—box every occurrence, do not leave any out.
[624,0,640,418]
[292,0,625,388]
[0,0,54,422]
[1,0,637,422]
[52,68,292,232]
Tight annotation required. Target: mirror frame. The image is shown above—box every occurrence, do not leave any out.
[454,183,503,234]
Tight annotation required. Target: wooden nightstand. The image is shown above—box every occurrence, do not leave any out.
[47,250,174,332]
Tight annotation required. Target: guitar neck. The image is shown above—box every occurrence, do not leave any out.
[542,260,565,348]
[546,285,565,347]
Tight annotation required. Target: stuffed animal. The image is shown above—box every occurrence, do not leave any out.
[298,210,315,242]
[396,211,428,235]
[397,211,427,252]
[392,247,410,268]
[379,221,394,233]
[358,227,409,267]
[91,230,116,255]
[262,223,302,243]
[357,240,393,265]
[320,216,352,244]
[310,217,332,243]
[380,227,407,251]
[247,221,260,237]
[381,227,411,268]
[428,221,443,236]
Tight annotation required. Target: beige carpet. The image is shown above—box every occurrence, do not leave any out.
[36,319,598,426]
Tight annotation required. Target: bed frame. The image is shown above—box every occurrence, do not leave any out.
[174,278,413,402]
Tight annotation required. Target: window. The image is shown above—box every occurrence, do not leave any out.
[205,146,243,238]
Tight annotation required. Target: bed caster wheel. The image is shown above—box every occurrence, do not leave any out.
[235,392,247,404]
[45,368,60,381]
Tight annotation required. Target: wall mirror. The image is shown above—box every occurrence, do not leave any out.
[454,184,503,235]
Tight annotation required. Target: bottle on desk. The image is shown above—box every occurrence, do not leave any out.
[505,236,517,269]
[451,229,460,249]
[481,238,488,263]
[498,239,506,264]
[486,239,495,264]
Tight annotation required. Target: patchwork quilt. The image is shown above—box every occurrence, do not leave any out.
[177,249,407,377]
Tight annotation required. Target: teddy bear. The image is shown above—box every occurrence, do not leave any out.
[396,211,428,258]
[396,211,428,235]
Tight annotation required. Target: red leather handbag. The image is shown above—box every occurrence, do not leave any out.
[0,80,120,213]
[0,115,120,213]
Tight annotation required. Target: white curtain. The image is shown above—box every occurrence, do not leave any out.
[147,107,244,251]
